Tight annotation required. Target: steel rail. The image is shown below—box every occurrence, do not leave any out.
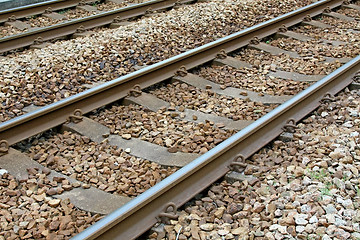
[0,0,344,146]
[0,0,94,24]
[73,57,360,240]
[0,0,191,53]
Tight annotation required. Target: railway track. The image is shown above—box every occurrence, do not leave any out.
[0,0,193,54]
[0,0,359,239]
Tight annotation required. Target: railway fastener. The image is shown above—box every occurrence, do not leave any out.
[282,118,297,133]
[128,85,142,97]
[216,49,228,60]
[175,66,188,77]
[228,154,247,172]
[250,37,260,45]
[156,202,178,224]
[30,36,52,49]
[0,140,9,156]
[278,24,288,33]
[279,119,297,142]
[321,92,335,103]
[4,15,30,30]
[68,109,83,123]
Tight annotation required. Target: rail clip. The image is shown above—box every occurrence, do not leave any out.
[157,202,178,224]
[229,154,247,172]
[278,24,287,33]
[113,16,123,23]
[78,0,87,6]
[216,49,227,59]
[282,118,297,133]
[323,7,331,13]
[303,15,312,22]
[145,7,154,16]
[34,37,44,45]
[128,85,142,97]
[321,92,335,103]
[250,37,260,45]
[7,15,17,22]
[76,25,86,33]
[44,7,53,14]
[0,140,9,156]
[175,66,188,77]
[68,109,83,123]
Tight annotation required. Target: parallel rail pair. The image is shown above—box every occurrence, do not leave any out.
[0,0,192,53]
[0,0,359,239]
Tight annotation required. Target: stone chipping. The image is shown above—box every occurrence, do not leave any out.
[20,131,177,197]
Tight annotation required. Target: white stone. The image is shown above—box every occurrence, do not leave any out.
[274,232,284,240]
[301,204,311,213]
[277,225,287,234]
[322,234,331,240]
[0,169,8,176]
[296,226,305,233]
[302,157,310,166]
[302,176,312,186]
[321,112,329,117]
[326,214,335,224]
[265,232,275,240]
[350,131,359,137]
[274,209,283,217]
[200,223,214,231]
[343,121,353,128]
[324,204,337,214]
[269,224,279,231]
[309,215,318,224]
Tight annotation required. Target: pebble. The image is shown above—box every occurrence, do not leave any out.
[0,169,8,176]
[48,199,61,207]
[199,223,214,231]
[309,215,318,224]
[324,204,337,214]
[121,134,132,140]
[294,214,308,225]
[91,104,235,154]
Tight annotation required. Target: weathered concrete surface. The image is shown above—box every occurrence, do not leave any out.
[249,42,349,63]
[225,171,258,184]
[301,20,332,29]
[275,31,345,46]
[174,73,291,104]
[125,93,253,130]
[63,117,199,167]
[323,12,354,22]
[268,70,324,82]
[213,56,252,69]
[249,42,300,58]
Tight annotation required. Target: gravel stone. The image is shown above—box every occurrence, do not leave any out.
[151,82,277,121]
[90,104,235,153]
[20,131,177,197]
[195,65,309,96]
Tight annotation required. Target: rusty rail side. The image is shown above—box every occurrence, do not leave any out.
[0,0,344,145]
[0,0,94,23]
[73,57,360,240]
[0,0,191,53]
